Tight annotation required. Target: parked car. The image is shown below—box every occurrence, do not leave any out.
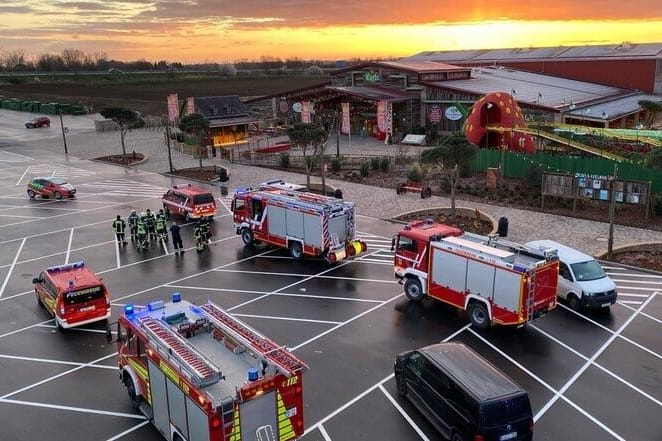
[27,177,76,199]
[395,342,534,441]
[162,183,217,222]
[526,240,617,310]
[25,116,51,129]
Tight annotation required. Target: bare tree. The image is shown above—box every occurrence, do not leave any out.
[100,107,139,155]
[61,48,84,71]
[4,49,26,70]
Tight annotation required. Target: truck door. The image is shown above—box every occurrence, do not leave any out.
[231,196,248,222]
[394,235,419,270]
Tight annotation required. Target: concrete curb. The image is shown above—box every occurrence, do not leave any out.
[391,206,498,234]
[596,242,662,275]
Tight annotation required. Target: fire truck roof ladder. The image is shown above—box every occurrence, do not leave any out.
[139,315,222,388]
[260,191,334,213]
[200,302,307,377]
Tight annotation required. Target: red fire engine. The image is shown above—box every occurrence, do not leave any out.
[109,293,307,441]
[392,220,559,328]
[231,185,366,263]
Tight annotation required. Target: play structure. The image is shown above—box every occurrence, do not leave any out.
[464,92,660,160]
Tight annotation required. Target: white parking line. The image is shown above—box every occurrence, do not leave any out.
[303,324,471,437]
[15,166,31,186]
[468,328,625,440]
[0,353,116,370]
[0,398,145,420]
[617,302,662,324]
[318,424,333,441]
[611,278,662,285]
[165,285,384,303]
[105,421,151,441]
[379,384,431,441]
[231,313,342,325]
[535,292,657,423]
[1,353,116,399]
[65,228,74,264]
[529,324,662,407]
[0,237,26,298]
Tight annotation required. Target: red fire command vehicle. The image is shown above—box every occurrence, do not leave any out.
[231,185,366,263]
[110,293,307,441]
[392,220,559,328]
[32,261,111,329]
[162,183,218,222]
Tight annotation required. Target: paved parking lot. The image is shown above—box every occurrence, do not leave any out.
[0,143,660,441]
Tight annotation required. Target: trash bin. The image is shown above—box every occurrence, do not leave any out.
[334,189,343,199]
[218,167,229,182]
[498,217,509,237]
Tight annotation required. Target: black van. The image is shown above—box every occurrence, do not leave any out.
[394,342,533,441]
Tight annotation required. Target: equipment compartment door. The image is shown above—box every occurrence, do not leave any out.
[148,360,170,439]
[240,391,277,441]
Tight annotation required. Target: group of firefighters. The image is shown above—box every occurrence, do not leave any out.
[112,209,212,254]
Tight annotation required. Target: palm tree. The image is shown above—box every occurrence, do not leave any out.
[287,123,328,189]
[179,113,210,169]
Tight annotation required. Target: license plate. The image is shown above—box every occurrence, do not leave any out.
[80,306,95,312]
[500,432,517,441]
[601,303,611,307]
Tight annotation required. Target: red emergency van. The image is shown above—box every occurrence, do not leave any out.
[32,261,111,329]
[162,183,217,222]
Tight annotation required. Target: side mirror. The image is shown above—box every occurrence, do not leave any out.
[391,237,396,252]
[105,327,113,344]
[32,277,42,284]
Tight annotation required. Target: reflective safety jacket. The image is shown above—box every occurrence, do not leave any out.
[155,218,166,232]
[137,221,147,235]
[113,219,126,233]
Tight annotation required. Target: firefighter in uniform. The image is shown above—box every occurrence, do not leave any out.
[193,223,207,252]
[145,209,157,242]
[199,217,211,244]
[113,215,128,245]
[136,213,148,250]
[155,212,167,242]
[127,209,138,242]
[170,221,184,255]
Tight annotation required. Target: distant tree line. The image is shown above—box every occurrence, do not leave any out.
[0,47,394,73]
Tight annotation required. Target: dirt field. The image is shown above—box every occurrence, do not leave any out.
[0,74,329,116]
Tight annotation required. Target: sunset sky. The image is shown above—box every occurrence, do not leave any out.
[1,0,661,62]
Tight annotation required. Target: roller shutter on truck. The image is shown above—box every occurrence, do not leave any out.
[431,246,522,313]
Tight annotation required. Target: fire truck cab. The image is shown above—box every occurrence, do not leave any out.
[110,293,307,441]
[231,185,366,263]
[393,220,559,328]
[32,261,111,329]
[162,183,217,223]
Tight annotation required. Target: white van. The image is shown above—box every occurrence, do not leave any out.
[526,240,617,310]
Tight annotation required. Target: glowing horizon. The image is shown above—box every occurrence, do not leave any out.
[0,1,661,63]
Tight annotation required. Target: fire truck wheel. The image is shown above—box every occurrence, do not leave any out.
[27,189,36,199]
[289,242,303,260]
[451,431,465,441]
[241,228,254,246]
[404,278,425,301]
[126,379,141,409]
[468,302,489,329]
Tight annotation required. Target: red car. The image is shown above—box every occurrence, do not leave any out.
[25,116,51,128]
[27,177,76,199]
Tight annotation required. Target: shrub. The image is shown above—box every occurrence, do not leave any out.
[408,163,424,182]
[523,163,544,189]
[279,153,290,168]
[652,193,662,216]
[370,157,380,170]
[331,156,342,173]
[360,162,370,177]
[379,156,390,172]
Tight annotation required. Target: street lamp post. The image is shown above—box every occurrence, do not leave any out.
[607,163,618,259]
[59,110,68,155]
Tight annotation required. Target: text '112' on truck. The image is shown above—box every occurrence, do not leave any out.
[108,293,308,441]
[392,220,560,328]
[231,184,366,263]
